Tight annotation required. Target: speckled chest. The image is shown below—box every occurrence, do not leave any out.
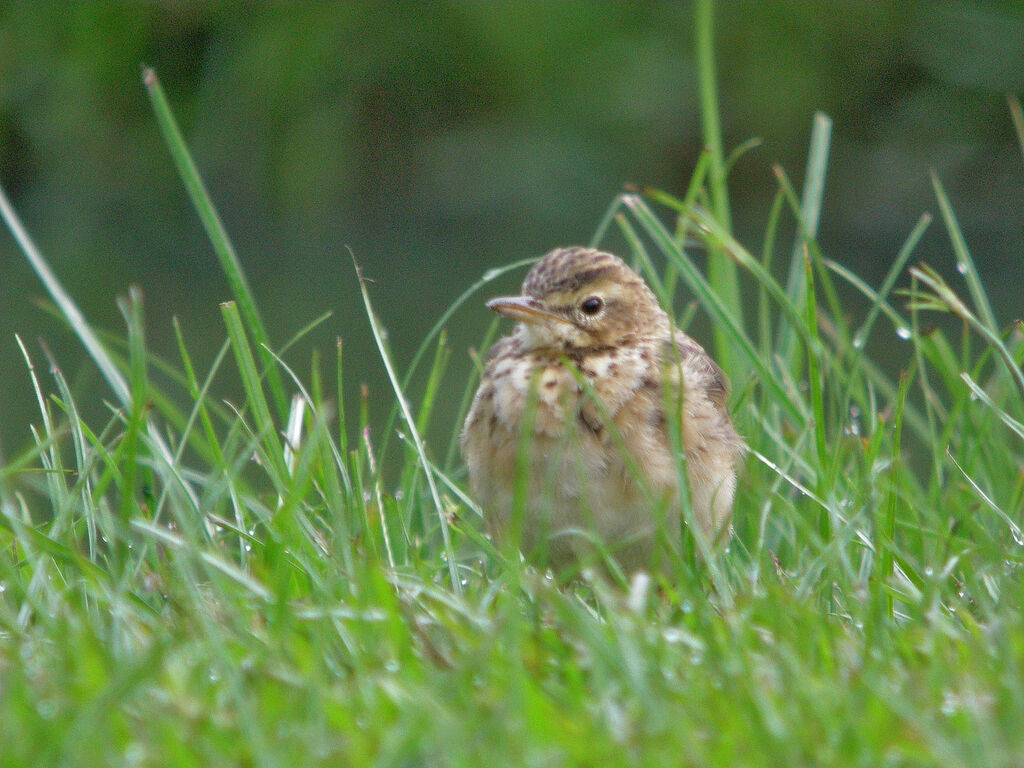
[476,335,663,442]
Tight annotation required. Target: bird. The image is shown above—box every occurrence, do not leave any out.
[460,246,745,576]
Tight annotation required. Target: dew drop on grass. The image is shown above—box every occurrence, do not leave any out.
[124,745,146,766]
[956,262,968,275]
[482,267,504,281]
[852,331,866,350]
[895,327,911,340]
[844,405,862,437]
[941,690,959,715]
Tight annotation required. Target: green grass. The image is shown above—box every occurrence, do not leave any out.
[3,33,1024,768]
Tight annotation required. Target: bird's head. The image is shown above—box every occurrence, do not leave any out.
[487,247,669,352]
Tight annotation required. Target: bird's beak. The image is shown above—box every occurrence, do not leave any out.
[486,296,572,326]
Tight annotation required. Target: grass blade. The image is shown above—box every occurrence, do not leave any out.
[1008,95,1024,164]
[143,67,288,421]
[353,257,461,594]
[0,182,129,405]
[930,171,999,335]
[695,0,742,361]
[800,251,830,513]
[221,301,289,481]
[626,195,806,422]
[778,112,832,361]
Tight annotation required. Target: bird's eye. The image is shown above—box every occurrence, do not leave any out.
[580,296,603,316]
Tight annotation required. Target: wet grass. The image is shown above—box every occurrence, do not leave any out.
[2,26,1023,768]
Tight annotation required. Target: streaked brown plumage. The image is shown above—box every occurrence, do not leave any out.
[461,246,745,574]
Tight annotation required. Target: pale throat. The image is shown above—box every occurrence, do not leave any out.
[518,321,594,352]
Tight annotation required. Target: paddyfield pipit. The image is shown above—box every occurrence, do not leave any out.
[461,246,746,574]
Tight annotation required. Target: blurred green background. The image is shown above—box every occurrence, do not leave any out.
[1,2,1022,459]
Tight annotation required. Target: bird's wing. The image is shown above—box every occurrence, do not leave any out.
[663,329,731,409]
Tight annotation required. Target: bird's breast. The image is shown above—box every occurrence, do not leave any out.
[482,344,660,441]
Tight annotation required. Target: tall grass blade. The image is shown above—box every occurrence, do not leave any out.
[778,112,832,361]
[143,67,288,421]
[353,258,461,594]
[0,182,129,405]
[930,171,999,335]
[800,251,830,513]
[695,0,742,362]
